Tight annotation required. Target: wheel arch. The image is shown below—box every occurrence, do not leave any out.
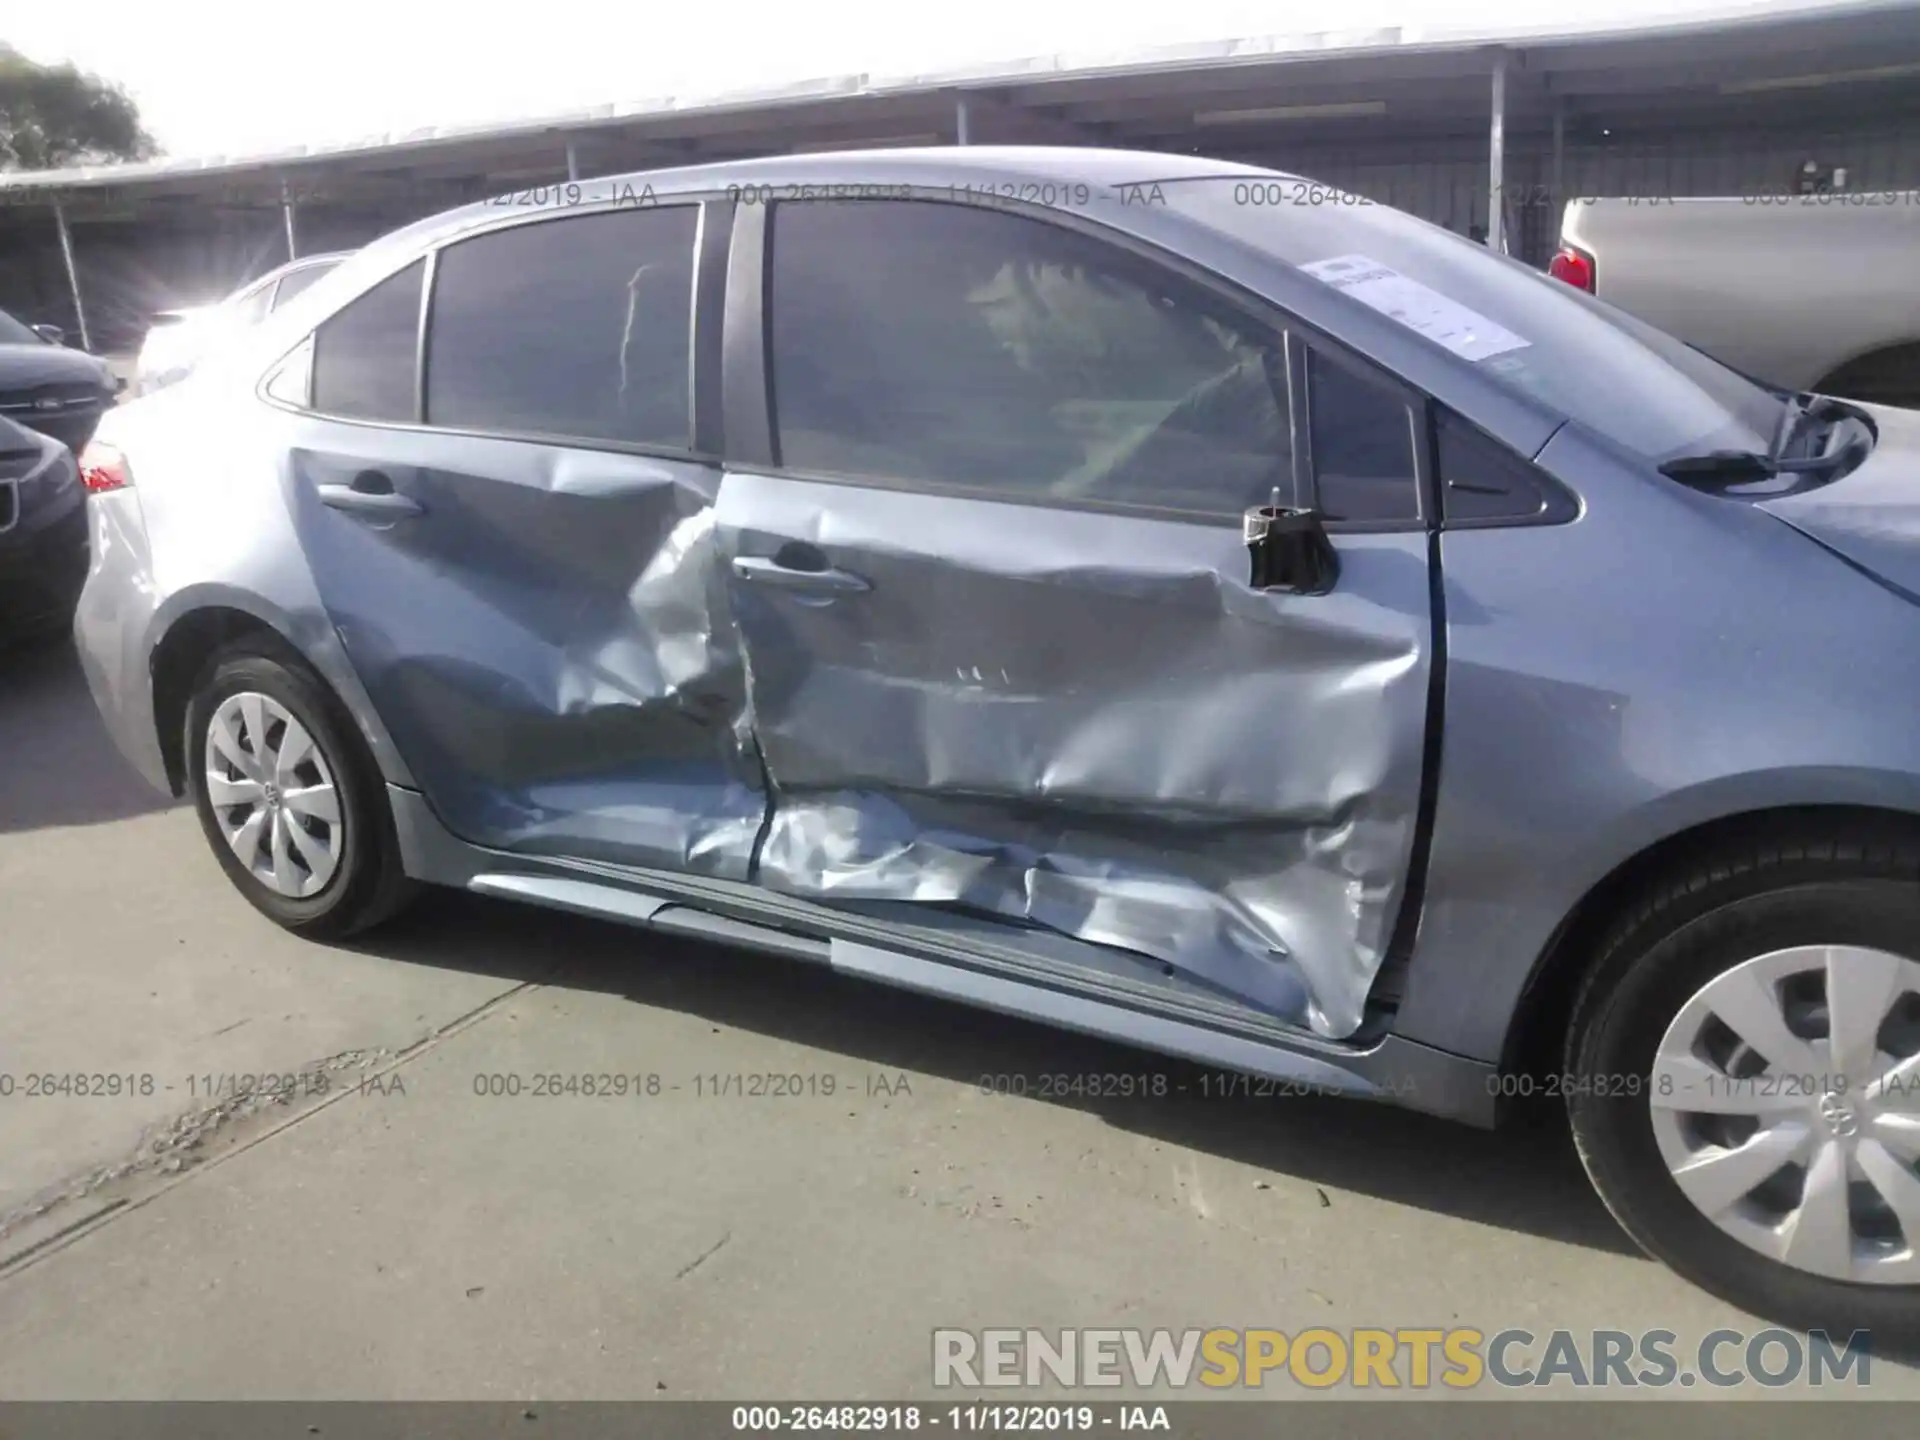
[151,605,300,794]
[148,592,416,795]
[1498,802,1920,1092]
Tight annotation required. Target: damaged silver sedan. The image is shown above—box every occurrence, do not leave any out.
[71,147,1920,1340]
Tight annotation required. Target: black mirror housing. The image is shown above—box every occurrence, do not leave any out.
[1244,504,1340,595]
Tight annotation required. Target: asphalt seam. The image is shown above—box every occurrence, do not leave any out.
[0,978,538,1284]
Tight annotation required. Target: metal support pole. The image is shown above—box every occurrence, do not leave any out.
[1488,50,1508,255]
[1551,98,1565,245]
[52,201,92,353]
[566,139,581,182]
[281,179,299,261]
[955,96,972,146]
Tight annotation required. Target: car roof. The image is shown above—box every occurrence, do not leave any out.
[373,146,1298,258]
[261,251,352,281]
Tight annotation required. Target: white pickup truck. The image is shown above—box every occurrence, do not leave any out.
[1551,195,1920,408]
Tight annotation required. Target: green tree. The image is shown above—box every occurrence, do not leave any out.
[0,45,157,170]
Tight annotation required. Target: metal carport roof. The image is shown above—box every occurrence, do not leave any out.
[2,0,1916,349]
[4,0,1915,197]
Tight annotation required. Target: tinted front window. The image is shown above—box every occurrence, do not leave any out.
[0,310,42,345]
[770,200,1290,519]
[425,207,697,447]
[1307,347,1420,523]
[1169,175,1783,464]
[312,260,423,423]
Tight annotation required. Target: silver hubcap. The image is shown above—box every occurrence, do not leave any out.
[204,692,343,899]
[1652,945,1920,1284]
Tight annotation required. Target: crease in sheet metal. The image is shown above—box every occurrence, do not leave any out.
[294,442,766,879]
[720,475,1428,1039]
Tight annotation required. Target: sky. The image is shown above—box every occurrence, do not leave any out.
[11,0,1823,162]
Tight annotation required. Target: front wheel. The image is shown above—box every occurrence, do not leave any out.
[1568,854,1920,1347]
[184,644,415,938]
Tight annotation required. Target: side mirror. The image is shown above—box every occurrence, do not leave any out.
[32,324,65,346]
[1244,503,1340,595]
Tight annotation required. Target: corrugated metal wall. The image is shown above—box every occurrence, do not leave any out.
[0,196,464,353]
[0,212,291,352]
[5,115,1918,351]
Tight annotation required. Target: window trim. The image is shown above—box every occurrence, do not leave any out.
[691,201,735,457]
[738,193,1441,533]
[722,195,772,468]
[1281,328,1313,512]
[261,334,315,410]
[413,247,435,427]
[266,198,726,466]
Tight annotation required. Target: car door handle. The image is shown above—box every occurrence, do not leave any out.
[731,554,871,594]
[317,471,424,519]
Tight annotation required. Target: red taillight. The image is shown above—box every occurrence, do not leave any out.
[78,440,132,493]
[1548,245,1596,293]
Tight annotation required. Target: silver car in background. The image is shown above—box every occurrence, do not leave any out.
[70,147,1920,1344]
[134,251,349,396]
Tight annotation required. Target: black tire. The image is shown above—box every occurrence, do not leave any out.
[1566,829,1920,1350]
[184,642,416,938]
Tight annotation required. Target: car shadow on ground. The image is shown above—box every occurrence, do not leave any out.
[349,886,1639,1261]
[11,630,1628,1258]
[0,635,181,834]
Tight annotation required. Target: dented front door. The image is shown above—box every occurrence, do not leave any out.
[717,196,1434,1040]
[717,474,1431,1039]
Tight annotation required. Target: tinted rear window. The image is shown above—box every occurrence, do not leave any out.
[311,260,423,423]
[425,207,697,447]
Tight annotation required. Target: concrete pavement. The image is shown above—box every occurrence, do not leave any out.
[3,635,1916,1402]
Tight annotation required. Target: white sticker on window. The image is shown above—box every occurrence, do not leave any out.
[1300,254,1531,362]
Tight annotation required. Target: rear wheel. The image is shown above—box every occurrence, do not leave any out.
[1567,838,1920,1345]
[184,644,415,938]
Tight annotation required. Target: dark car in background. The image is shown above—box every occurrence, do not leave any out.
[0,413,88,642]
[0,310,122,453]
